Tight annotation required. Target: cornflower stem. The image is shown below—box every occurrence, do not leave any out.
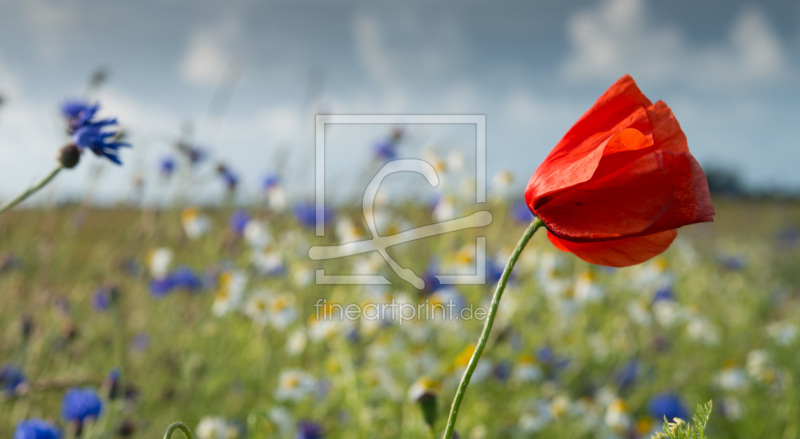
[162,422,195,439]
[0,166,63,216]
[442,217,544,439]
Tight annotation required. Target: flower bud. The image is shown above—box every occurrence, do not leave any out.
[57,144,81,169]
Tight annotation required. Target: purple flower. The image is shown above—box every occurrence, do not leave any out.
[421,262,442,295]
[652,285,674,303]
[511,200,534,224]
[229,210,250,236]
[296,421,324,439]
[160,157,176,178]
[177,142,206,165]
[132,333,150,351]
[60,100,117,133]
[61,388,103,424]
[14,419,61,439]
[217,165,238,191]
[92,289,111,311]
[149,277,173,297]
[72,126,131,165]
[169,266,203,291]
[1,364,26,395]
[104,368,121,400]
[373,139,397,162]
[294,203,333,229]
[262,174,280,190]
[614,360,639,391]
[648,393,689,421]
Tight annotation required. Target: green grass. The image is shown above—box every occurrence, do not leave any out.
[2,199,800,438]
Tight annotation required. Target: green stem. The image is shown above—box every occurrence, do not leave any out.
[0,166,63,216]
[442,218,544,439]
[162,422,195,439]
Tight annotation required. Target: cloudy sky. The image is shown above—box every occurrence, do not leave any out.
[0,0,798,204]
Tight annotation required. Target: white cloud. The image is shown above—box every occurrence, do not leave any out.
[0,54,20,98]
[21,0,80,59]
[352,10,465,88]
[179,16,244,86]
[561,0,789,87]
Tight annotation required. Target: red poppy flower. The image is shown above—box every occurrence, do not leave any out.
[525,75,714,267]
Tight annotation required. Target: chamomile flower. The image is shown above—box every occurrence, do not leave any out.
[275,369,316,401]
[181,208,211,239]
[491,169,514,199]
[604,398,631,433]
[246,291,297,329]
[574,270,603,303]
[147,248,173,278]
[251,250,284,276]
[766,321,798,346]
[432,195,457,222]
[512,354,543,383]
[262,174,287,212]
[453,344,491,384]
[336,217,364,244]
[196,417,238,439]
[307,302,354,342]
[518,399,551,434]
[242,220,271,249]
[408,376,439,402]
[212,271,247,317]
[286,329,308,356]
[715,363,748,392]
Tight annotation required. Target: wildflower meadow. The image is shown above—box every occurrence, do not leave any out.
[2,2,800,439]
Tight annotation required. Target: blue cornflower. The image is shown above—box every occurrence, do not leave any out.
[486,258,505,284]
[294,203,333,229]
[217,165,238,191]
[648,393,689,421]
[373,139,397,162]
[104,368,121,400]
[421,262,442,295]
[652,285,675,303]
[132,333,150,351]
[262,174,280,190]
[614,360,639,391]
[492,360,512,382]
[535,346,570,372]
[92,288,111,312]
[296,421,324,439]
[61,388,103,424]
[177,142,207,165]
[1,364,26,395]
[229,209,250,236]
[72,125,131,165]
[149,277,173,297]
[511,200,534,224]
[160,157,176,178]
[14,419,61,439]
[169,266,204,291]
[60,100,117,133]
[717,254,746,271]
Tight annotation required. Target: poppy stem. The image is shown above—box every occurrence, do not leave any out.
[0,166,63,216]
[162,422,195,439]
[442,217,544,439]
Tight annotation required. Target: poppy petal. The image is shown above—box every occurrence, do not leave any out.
[547,229,678,267]
[535,150,690,240]
[526,75,653,201]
